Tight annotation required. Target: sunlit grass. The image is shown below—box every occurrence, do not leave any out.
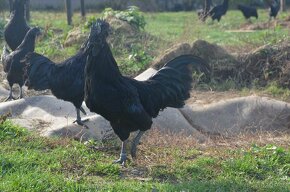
[145,10,290,48]
[0,120,289,191]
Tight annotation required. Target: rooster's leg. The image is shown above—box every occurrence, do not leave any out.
[4,85,15,101]
[18,86,23,99]
[130,131,145,159]
[114,140,128,166]
[73,108,89,128]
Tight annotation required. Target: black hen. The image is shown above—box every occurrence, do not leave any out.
[237,4,258,20]
[209,0,229,22]
[84,20,211,165]
[269,0,280,20]
[24,38,91,128]
[4,0,30,51]
[1,27,41,101]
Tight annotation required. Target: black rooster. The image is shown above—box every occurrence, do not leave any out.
[4,0,30,51]
[24,38,91,127]
[237,4,258,21]
[1,27,41,101]
[269,0,280,20]
[209,0,229,22]
[84,20,211,165]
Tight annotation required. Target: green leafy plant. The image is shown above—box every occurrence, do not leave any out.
[124,44,153,74]
[102,6,146,30]
[84,15,97,30]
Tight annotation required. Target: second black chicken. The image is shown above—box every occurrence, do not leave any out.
[24,39,91,127]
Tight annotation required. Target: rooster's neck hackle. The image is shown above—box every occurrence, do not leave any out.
[18,32,37,52]
[88,43,121,81]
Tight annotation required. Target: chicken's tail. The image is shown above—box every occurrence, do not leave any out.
[133,54,211,118]
[24,52,54,90]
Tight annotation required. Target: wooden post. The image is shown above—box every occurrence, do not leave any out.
[80,0,85,18]
[25,0,30,21]
[65,0,72,25]
[281,0,286,12]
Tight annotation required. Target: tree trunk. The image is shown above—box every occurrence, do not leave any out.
[281,0,286,12]
[80,0,85,18]
[65,0,72,25]
[25,0,30,21]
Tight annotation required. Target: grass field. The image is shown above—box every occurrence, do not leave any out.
[0,120,289,191]
[0,9,290,191]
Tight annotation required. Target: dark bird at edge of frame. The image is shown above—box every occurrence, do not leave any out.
[1,27,41,101]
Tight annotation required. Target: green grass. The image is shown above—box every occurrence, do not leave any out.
[145,10,290,47]
[0,120,289,191]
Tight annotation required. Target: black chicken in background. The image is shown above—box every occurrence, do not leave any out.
[24,38,91,128]
[209,0,229,22]
[268,0,280,20]
[84,20,211,165]
[1,27,41,101]
[237,4,258,21]
[4,0,30,51]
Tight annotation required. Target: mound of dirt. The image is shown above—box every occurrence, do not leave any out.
[64,21,140,47]
[106,16,139,37]
[64,17,139,48]
[191,40,240,81]
[152,43,192,69]
[237,42,290,86]
[64,27,87,47]
[152,39,290,87]
[64,17,160,54]
[152,40,240,82]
